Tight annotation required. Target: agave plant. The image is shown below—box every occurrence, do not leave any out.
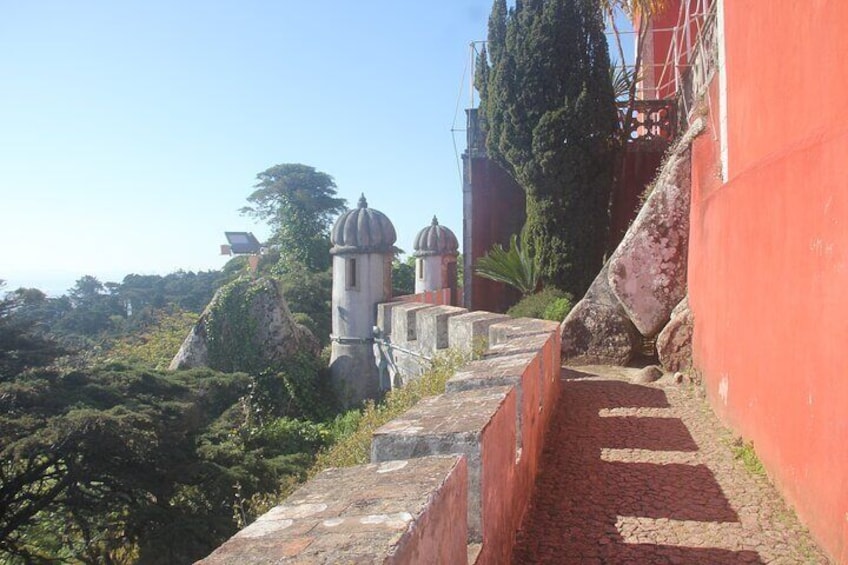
[610,62,639,102]
[474,234,539,296]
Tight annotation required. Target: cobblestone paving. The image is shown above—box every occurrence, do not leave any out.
[511,365,832,564]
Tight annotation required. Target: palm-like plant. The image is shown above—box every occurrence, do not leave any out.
[610,63,638,102]
[474,234,539,296]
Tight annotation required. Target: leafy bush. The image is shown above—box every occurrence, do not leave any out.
[245,353,336,425]
[507,287,573,321]
[275,264,332,346]
[543,297,573,322]
[254,417,328,455]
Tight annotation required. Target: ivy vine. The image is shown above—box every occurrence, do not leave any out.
[205,277,266,373]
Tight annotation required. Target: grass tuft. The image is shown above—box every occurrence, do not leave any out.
[731,438,766,477]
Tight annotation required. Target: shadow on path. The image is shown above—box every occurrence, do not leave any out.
[511,372,763,564]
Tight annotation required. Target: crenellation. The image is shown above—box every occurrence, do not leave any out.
[391,302,437,343]
[448,311,510,355]
[416,305,468,352]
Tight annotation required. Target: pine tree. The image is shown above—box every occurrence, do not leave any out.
[477,0,617,296]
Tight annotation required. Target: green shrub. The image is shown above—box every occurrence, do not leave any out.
[507,287,573,321]
[542,297,573,322]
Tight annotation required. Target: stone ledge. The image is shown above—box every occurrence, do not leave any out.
[488,317,560,346]
[197,455,468,565]
[484,332,552,358]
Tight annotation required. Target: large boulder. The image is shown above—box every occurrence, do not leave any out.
[169,277,319,372]
[607,118,705,337]
[560,263,641,366]
[656,295,694,372]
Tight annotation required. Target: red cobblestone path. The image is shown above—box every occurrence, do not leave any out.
[511,366,832,565]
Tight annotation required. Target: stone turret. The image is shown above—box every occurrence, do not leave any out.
[413,216,459,302]
[329,194,396,407]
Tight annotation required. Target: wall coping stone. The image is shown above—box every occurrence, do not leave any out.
[198,455,467,565]
[488,317,560,346]
[371,386,516,545]
[484,332,553,358]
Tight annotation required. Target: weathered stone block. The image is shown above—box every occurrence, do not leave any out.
[391,302,436,343]
[484,332,551,358]
[416,305,467,353]
[488,317,559,346]
[371,386,516,547]
[197,456,468,565]
[170,277,319,371]
[447,311,509,356]
[446,353,538,395]
[633,364,664,384]
[561,300,642,366]
[446,353,538,459]
[376,300,405,338]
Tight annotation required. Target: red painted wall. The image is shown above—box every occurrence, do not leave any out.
[608,146,667,252]
[686,1,848,561]
[467,157,525,313]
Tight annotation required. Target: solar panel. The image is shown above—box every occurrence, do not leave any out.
[224,232,261,255]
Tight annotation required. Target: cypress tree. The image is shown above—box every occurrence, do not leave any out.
[477,0,617,296]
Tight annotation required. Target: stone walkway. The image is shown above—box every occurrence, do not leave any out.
[511,365,832,564]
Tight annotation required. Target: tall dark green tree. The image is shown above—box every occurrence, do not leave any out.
[477,0,618,296]
[240,164,347,273]
[0,282,66,379]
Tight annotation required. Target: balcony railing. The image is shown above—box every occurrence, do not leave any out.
[618,99,677,144]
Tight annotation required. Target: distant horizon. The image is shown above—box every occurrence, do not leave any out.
[2,264,228,297]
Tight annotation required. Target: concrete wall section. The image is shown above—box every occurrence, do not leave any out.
[370,313,562,563]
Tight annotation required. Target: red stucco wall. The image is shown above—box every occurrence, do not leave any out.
[687,1,848,561]
[609,146,667,252]
[468,158,525,313]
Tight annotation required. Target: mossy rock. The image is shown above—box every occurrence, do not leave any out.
[169,277,319,373]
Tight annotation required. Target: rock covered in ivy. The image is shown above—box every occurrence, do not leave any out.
[169,277,319,372]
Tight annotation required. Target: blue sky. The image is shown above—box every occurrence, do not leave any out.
[0,1,631,296]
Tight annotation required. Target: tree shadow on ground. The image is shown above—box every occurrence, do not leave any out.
[511,374,763,564]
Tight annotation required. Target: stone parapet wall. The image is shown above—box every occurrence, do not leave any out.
[198,299,561,564]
